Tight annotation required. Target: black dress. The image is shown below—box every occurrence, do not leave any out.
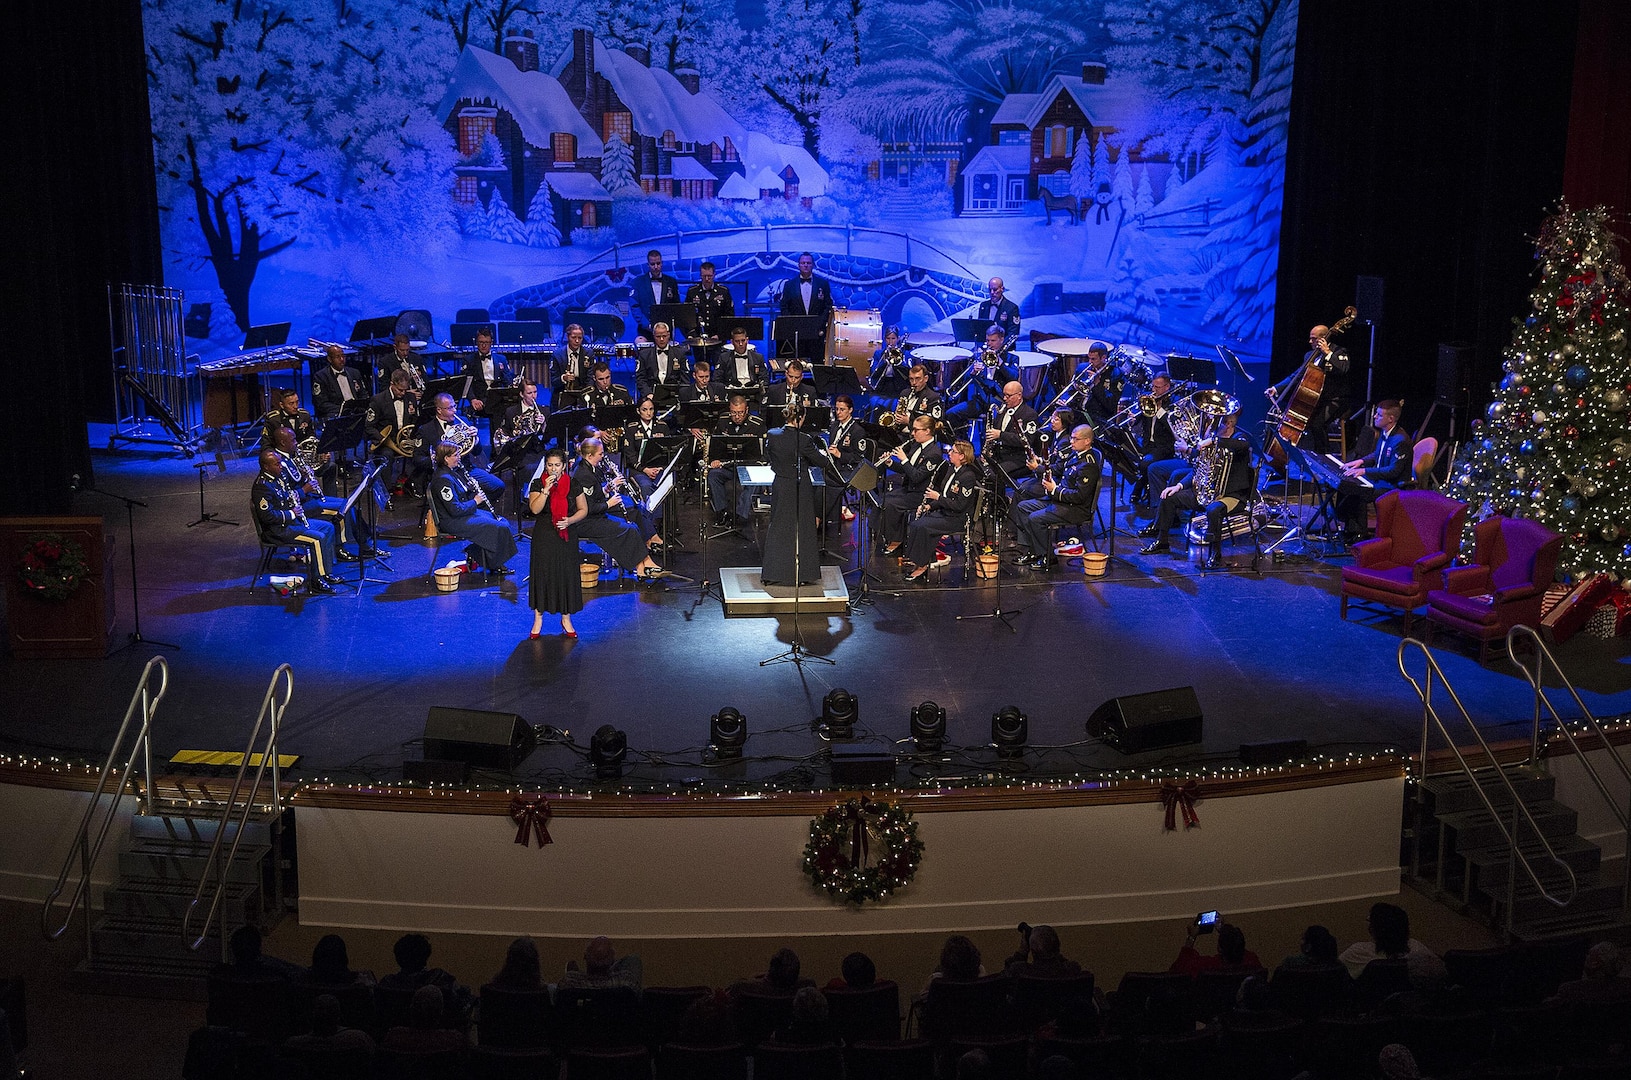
[762,426,830,586]
[528,475,583,615]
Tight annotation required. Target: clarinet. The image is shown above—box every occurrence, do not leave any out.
[915,458,952,518]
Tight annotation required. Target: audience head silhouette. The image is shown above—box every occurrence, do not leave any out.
[840,951,876,989]
[938,935,982,981]
[494,936,542,989]
[767,947,803,991]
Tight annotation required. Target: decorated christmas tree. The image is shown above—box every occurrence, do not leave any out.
[1446,204,1631,579]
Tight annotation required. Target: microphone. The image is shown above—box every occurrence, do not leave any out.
[69,473,81,492]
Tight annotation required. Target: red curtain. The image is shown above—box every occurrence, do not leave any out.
[1563,0,1631,215]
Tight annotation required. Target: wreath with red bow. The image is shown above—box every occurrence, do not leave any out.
[802,797,922,905]
[17,533,90,602]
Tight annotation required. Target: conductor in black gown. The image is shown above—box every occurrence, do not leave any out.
[762,402,831,587]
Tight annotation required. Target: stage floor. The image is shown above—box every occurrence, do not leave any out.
[2,447,1628,792]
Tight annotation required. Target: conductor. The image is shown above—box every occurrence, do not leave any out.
[762,402,830,587]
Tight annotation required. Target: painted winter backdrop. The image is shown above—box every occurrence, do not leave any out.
[145,0,1297,369]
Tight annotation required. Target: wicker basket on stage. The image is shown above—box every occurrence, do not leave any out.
[580,562,602,589]
[433,566,462,593]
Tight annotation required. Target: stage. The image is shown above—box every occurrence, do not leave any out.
[2,445,1627,796]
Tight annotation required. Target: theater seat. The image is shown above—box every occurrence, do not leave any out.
[1340,489,1466,634]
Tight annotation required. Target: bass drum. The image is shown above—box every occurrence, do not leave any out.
[827,308,882,388]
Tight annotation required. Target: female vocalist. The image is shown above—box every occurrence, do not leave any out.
[570,436,666,580]
[527,448,586,639]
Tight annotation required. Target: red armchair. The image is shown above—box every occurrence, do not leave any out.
[1426,515,1563,663]
[1339,489,1467,634]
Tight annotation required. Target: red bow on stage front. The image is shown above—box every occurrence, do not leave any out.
[509,795,553,849]
[1160,780,1200,831]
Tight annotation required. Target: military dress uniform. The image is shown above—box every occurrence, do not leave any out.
[945,348,1016,425]
[706,413,768,522]
[261,405,316,447]
[430,465,517,573]
[974,296,1022,340]
[986,401,1040,482]
[252,468,338,588]
[275,449,363,551]
[1013,446,1103,568]
[823,412,870,525]
[880,436,946,548]
[552,342,594,403]
[905,459,981,569]
[365,388,425,495]
[583,383,635,453]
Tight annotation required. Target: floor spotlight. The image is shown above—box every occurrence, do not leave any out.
[710,707,747,760]
[991,706,1028,759]
[910,700,947,753]
[821,688,858,740]
[588,724,627,780]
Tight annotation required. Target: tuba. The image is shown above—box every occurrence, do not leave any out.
[1189,390,1241,505]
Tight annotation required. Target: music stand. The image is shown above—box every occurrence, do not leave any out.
[809,364,862,404]
[490,431,544,537]
[957,454,1022,632]
[497,321,550,346]
[187,459,239,528]
[546,406,593,450]
[950,318,988,346]
[242,323,291,349]
[487,385,523,415]
[566,311,626,344]
[1167,353,1218,386]
[588,401,634,433]
[425,374,473,402]
[651,302,700,340]
[642,452,693,581]
[341,460,392,588]
[449,323,486,347]
[773,315,826,364]
[843,421,901,591]
[349,316,399,343]
[314,411,368,496]
[719,315,765,342]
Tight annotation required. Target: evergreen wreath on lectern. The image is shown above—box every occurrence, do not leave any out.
[802,797,923,904]
[17,533,90,602]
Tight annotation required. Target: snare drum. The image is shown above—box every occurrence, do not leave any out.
[912,345,972,392]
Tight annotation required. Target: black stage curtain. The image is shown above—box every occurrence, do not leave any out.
[1563,0,1631,215]
[1275,0,1579,422]
[0,0,160,517]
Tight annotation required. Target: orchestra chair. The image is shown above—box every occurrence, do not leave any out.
[467,1044,556,1080]
[1191,967,1266,1025]
[1339,489,1466,635]
[248,513,312,594]
[376,1045,468,1080]
[730,988,798,1048]
[564,1045,651,1080]
[476,984,552,1049]
[824,981,901,1044]
[1266,964,1352,1020]
[1214,1015,1304,1080]
[552,985,641,1051]
[1441,946,1519,1010]
[1350,957,1412,1010]
[206,971,292,1042]
[1034,1033,1134,1080]
[1425,514,1562,664]
[656,1042,749,1080]
[750,1042,843,1080]
[917,974,1018,1044]
[278,1040,373,1080]
[846,1038,934,1080]
[1012,972,1095,1033]
[1300,1014,1403,1080]
[285,979,375,1037]
[638,986,711,1051]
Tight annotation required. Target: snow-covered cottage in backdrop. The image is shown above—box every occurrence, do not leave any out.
[436,29,829,243]
[960,61,1149,216]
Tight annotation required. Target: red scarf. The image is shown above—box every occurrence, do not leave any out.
[547,476,571,540]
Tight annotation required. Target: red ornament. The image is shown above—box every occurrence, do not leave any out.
[1518,385,1532,396]
[1564,426,1580,440]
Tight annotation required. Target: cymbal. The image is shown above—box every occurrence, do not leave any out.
[912,346,972,363]
[1115,345,1163,369]
[904,331,954,347]
[1035,337,1100,356]
[690,335,721,346]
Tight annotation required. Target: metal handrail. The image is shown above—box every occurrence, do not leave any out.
[1399,638,1576,934]
[41,656,169,944]
[183,664,292,952]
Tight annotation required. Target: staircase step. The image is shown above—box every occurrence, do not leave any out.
[1491,869,1627,923]
[71,955,211,1001]
[1508,909,1631,942]
[132,811,275,846]
[103,876,261,923]
[1417,767,1555,815]
[91,912,224,963]
[1460,835,1602,888]
[1435,801,1578,852]
[118,840,269,885]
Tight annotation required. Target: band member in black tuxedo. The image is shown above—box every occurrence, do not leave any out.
[1268,323,1350,454]
[685,260,735,349]
[365,370,425,494]
[418,393,504,505]
[973,277,1021,340]
[570,435,665,579]
[1139,373,1187,506]
[822,394,868,529]
[270,425,368,554]
[553,323,594,404]
[635,321,690,400]
[1012,425,1101,571]
[379,334,427,396]
[984,381,1040,483]
[879,415,946,555]
[946,325,1016,425]
[495,378,549,465]
[890,364,946,430]
[715,326,769,391]
[679,361,725,404]
[312,343,368,420]
[632,249,680,339]
[761,403,833,587]
[1336,399,1413,539]
[903,439,981,581]
[430,441,517,575]
[252,448,339,593]
[1140,410,1257,569]
[766,360,820,409]
[462,328,514,422]
[778,251,834,324]
[705,394,768,525]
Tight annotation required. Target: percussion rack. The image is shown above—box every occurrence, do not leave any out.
[108,283,205,454]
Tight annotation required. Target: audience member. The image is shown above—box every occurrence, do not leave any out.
[489,937,543,990]
[1221,974,1296,1030]
[1276,925,1341,971]
[826,951,878,991]
[381,986,468,1054]
[1171,921,1261,976]
[378,932,473,1022]
[1340,903,1436,978]
[1005,924,1084,978]
[1037,1054,1080,1080]
[1378,1042,1420,1080]
[306,933,369,986]
[559,935,643,994]
[282,993,375,1057]
[930,935,986,987]
[730,947,816,996]
[1546,941,1631,1004]
[675,992,736,1046]
[956,1047,992,1080]
[774,986,833,1045]
[216,924,302,981]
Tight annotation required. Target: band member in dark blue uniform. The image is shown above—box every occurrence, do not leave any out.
[430,440,517,575]
[1012,425,1102,571]
[252,449,340,594]
[904,439,981,580]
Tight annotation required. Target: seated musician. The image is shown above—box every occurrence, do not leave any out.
[1335,399,1412,540]
[635,321,690,401]
[869,324,909,402]
[379,334,427,396]
[1012,425,1101,572]
[1074,343,1123,428]
[312,343,368,421]
[1139,374,1187,508]
[823,394,868,531]
[430,440,517,575]
[1016,407,1079,501]
[1266,324,1350,455]
[584,411,663,554]
[767,359,819,409]
[891,364,946,433]
[462,327,514,423]
[252,448,340,595]
[495,378,548,463]
[270,425,368,557]
[365,370,424,495]
[553,323,593,405]
[879,414,946,556]
[903,439,981,581]
[623,395,674,537]
[582,361,635,455]
[716,326,768,391]
[946,325,1016,425]
[680,360,724,404]
[418,393,504,506]
[262,386,316,446]
[1140,409,1256,569]
[984,381,1041,485]
[705,393,768,526]
[570,435,665,579]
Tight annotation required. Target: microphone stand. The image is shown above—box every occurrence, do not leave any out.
[762,422,835,667]
[957,433,1022,632]
[81,486,180,653]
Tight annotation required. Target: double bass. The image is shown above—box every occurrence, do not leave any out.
[1267,306,1357,465]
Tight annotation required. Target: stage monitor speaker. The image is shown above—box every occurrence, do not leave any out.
[1087,687,1203,754]
[423,707,532,771]
[831,746,896,786]
[1437,342,1475,407]
[1355,275,1385,324]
